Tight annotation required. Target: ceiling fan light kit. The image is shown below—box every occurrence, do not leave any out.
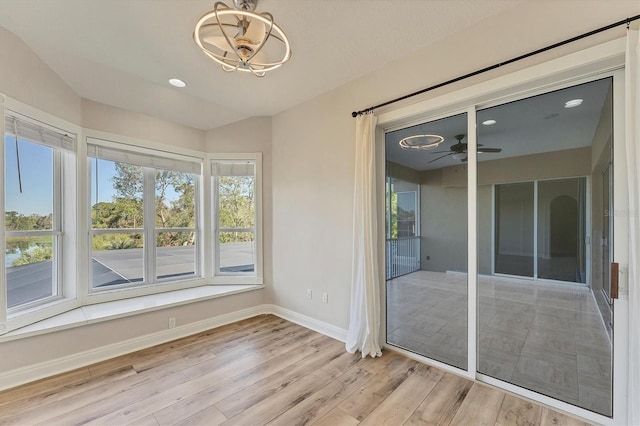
[399,134,445,150]
[193,0,291,77]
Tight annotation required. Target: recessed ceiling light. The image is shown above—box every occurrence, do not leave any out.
[482,119,497,126]
[169,78,186,88]
[564,99,583,108]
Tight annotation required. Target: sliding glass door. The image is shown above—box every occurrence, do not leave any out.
[385,113,468,370]
[477,77,613,416]
[385,76,618,419]
[493,178,587,283]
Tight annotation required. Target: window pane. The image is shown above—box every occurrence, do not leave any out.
[155,170,195,228]
[4,136,53,231]
[219,231,255,273]
[92,233,143,287]
[218,175,255,229]
[6,235,55,308]
[156,231,196,280]
[91,158,143,229]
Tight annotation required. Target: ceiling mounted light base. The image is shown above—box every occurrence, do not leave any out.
[194,0,291,77]
[399,134,445,150]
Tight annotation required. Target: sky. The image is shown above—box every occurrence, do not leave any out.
[4,135,53,216]
[5,137,182,217]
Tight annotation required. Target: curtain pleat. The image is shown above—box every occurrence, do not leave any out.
[346,113,382,359]
[626,28,640,426]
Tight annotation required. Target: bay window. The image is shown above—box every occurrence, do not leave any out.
[211,155,262,283]
[88,140,201,292]
[2,110,78,335]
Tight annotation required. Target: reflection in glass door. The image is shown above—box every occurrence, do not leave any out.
[477,78,613,416]
[493,178,588,283]
[385,113,468,370]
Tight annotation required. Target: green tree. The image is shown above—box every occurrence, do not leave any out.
[12,245,52,266]
[218,176,255,243]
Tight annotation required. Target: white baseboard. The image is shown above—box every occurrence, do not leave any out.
[0,304,347,391]
[267,304,347,343]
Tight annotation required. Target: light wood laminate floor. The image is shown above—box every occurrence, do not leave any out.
[0,314,591,426]
[387,271,612,416]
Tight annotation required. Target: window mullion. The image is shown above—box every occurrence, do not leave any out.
[144,167,156,283]
[212,173,220,277]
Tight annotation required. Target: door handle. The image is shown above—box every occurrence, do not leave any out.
[611,262,619,299]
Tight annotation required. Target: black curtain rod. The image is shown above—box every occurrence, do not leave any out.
[351,14,640,118]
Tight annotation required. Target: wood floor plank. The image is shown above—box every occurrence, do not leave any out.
[151,333,331,426]
[0,364,183,426]
[359,363,443,426]
[172,405,227,426]
[215,339,346,419]
[0,365,138,419]
[496,394,543,426]
[220,350,363,426]
[179,322,313,380]
[266,365,373,426]
[0,366,91,407]
[337,356,418,421]
[31,370,188,426]
[404,372,473,426]
[449,382,506,426]
[128,414,161,426]
[311,408,360,426]
[0,315,593,426]
[83,326,325,426]
[540,407,592,426]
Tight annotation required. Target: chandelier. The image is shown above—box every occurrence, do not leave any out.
[193,0,291,77]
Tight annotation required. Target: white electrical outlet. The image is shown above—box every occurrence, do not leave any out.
[306,289,313,299]
[322,292,328,303]
[168,317,176,329]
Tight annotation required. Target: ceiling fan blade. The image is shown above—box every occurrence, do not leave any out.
[203,35,235,53]
[427,153,454,164]
[428,150,453,154]
[244,17,266,45]
[477,147,502,153]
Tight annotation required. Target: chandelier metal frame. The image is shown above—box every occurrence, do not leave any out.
[193,1,291,77]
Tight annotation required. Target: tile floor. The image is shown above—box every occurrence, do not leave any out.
[386,270,612,416]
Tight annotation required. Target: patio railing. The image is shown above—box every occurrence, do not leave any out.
[386,236,420,280]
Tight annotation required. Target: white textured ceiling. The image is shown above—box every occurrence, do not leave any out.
[0,0,523,130]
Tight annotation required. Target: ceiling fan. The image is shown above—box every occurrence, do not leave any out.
[427,134,502,164]
[193,0,291,76]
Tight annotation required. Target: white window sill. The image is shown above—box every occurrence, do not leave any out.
[0,284,263,342]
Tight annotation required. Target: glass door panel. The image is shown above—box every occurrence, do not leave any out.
[537,178,587,283]
[385,112,468,370]
[477,78,613,416]
[494,182,534,277]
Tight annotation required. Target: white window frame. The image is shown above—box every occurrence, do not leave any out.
[0,95,80,334]
[86,137,205,302]
[210,153,263,285]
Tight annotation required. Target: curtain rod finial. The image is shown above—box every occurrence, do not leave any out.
[352,111,359,118]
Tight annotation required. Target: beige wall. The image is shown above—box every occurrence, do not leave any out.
[82,99,206,152]
[206,117,274,295]
[0,27,81,124]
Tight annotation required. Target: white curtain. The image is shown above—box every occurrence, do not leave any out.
[346,113,382,358]
[626,28,640,426]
